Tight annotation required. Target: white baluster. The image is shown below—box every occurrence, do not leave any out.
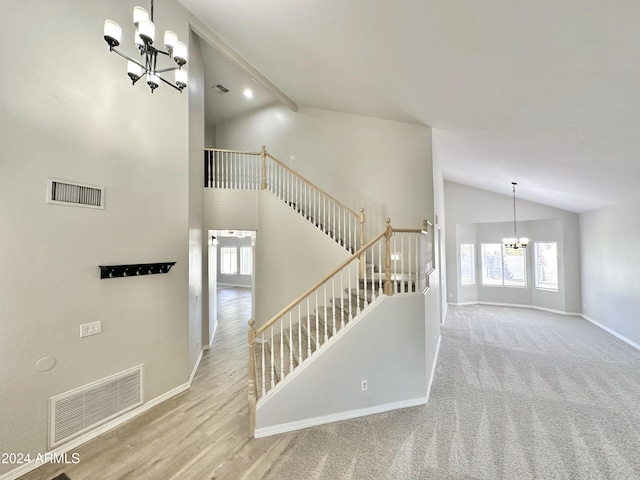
[280,318,284,380]
[363,248,368,306]
[323,283,328,343]
[348,262,353,319]
[356,261,361,315]
[378,240,383,296]
[270,327,275,389]
[340,270,345,328]
[289,312,293,374]
[261,333,266,397]
[332,276,337,335]
[307,298,311,358]
[298,304,302,364]
[393,234,398,293]
[315,290,319,349]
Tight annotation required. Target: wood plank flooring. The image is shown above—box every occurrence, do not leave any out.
[19,287,300,480]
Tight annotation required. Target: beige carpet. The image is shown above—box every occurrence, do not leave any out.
[265,304,640,479]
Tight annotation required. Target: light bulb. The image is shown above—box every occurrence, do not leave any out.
[164,30,178,50]
[103,20,122,48]
[138,19,155,44]
[127,61,144,82]
[175,69,188,89]
[147,74,159,92]
[173,41,187,66]
[133,6,149,26]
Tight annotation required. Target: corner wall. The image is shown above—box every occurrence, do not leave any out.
[580,198,640,346]
[0,1,192,475]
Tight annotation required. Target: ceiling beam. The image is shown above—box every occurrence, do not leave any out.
[189,16,298,113]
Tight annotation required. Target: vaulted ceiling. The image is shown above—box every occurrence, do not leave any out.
[180,0,640,213]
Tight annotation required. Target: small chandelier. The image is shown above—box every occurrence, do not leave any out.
[103,0,188,93]
[503,182,529,249]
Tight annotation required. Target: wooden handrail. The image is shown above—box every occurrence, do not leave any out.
[204,146,262,155]
[255,229,387,336]
[265,153,361,219]
[392,228,423,234]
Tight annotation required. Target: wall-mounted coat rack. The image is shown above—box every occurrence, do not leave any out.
[99,262,176,279]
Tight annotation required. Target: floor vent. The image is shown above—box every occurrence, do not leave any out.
[47,178,105,209]
[49,365,143,449]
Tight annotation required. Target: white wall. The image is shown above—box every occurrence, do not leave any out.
[580,198,640,346]
[188,31,206,375]
[255,192,351,327]
[444,181,581,313]
[0,1,193,474]
[215,105,433,236]
[255,294,428,434]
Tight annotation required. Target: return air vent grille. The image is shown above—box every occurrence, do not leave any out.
[49,365,143,448]
[47,178,105,209]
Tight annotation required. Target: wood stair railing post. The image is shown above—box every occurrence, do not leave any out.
[359,208,366,279]
[248,319,257,438]
[384,218,394,296]
[260,145,267,190]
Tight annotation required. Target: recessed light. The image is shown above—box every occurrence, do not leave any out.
[243,88,253,99]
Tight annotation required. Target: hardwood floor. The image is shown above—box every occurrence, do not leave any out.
[19,287,300,480]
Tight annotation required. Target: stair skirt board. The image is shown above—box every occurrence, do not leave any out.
[255,294,387,403]
[254,396,429,438]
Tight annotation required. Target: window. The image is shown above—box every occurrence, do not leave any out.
[534,242,558,291]
[220,246,237,275]
[481,243,526,287]
[240,246,252,275]
[460,243,476,285]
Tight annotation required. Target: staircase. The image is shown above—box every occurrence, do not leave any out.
[205,146,434,437]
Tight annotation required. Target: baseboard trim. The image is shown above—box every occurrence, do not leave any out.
[189,348,205,385]
[448,301,581,317]
[0,382,191,480]
[426,334,442,401]
[582,315,640,352]
[254,396,428,438]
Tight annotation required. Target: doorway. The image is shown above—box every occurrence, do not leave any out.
[208,229,256,345]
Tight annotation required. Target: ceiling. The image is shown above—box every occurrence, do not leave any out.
[199,38,279,128]
[181,0,640,213]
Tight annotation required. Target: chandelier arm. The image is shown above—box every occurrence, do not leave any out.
[155,66,179,74]
[110,48,145,68]
[157,74,182,91]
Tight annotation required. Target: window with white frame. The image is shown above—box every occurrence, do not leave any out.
[240,246,252,275]
[534,242,558,291]
[481,243,526,287]
[460,243,476,285]
[220,246,238,275]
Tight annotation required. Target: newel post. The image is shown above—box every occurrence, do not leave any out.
[384,218,393,296]
[260,146,267,190]
[247,319,257,438]
[359,208,366,279]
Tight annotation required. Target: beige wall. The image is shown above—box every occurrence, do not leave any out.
[0,0,194,473]
[215,105,433,236]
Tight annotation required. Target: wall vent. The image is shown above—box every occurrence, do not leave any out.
[214,84,229,93]
[47,178,105,209]
[49,365,143,448]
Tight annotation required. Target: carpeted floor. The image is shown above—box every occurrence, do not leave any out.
[265,304,640,479]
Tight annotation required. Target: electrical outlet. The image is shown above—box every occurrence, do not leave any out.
[361,380,368,391]
[80,321,102,338]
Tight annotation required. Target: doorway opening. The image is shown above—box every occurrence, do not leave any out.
[208,229,256,346]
